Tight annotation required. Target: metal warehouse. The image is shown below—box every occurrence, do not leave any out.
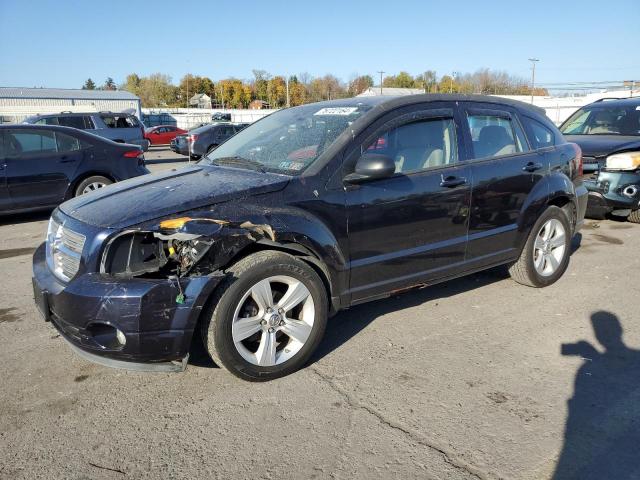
[0,87,142,123]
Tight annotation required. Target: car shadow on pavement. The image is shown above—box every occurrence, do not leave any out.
[553,311,640,480]
[0,210,51,226]
[310,267,508,365]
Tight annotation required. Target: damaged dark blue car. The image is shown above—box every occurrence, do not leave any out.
[33,95,587,381]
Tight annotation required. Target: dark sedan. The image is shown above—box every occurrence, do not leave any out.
[1,124,149,214]
[560,97,640,222]
[171,123,248,159]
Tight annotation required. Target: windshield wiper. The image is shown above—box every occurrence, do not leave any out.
[209,156,266,173]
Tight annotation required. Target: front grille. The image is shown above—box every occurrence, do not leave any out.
[46,218,86,282]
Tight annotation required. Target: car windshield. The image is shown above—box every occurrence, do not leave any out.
[201,102,372,175]
[560,104,640,136]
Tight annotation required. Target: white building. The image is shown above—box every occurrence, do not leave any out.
[0,87,142,123]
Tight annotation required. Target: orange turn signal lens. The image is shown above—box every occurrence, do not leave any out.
[159,217,192,230]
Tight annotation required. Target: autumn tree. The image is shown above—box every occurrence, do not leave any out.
[178,75,215,106]
[348,75,374,96]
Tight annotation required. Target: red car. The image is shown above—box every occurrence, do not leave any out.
[144,125,186,145]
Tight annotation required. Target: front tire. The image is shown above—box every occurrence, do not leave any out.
[201,251,328,381]
[509,206,571,287]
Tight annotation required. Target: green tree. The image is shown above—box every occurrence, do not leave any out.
[82,78,96,90]
[103,77,116,91]
[121,74,141,95]
[383,71,416,88]
[252,69,270,101]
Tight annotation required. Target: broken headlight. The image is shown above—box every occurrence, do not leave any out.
[605,151,640,171]
[101,231,213,278]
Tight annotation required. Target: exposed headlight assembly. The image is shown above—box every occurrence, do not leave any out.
[101,230,213,278]
[605,151,640,171]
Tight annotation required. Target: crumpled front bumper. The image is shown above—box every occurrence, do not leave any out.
[584,170,640,218]
[32,242,223,372]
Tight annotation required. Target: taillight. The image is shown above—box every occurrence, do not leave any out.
[123,150,143,158]
[570,142,583,177]
[188,134,198,143]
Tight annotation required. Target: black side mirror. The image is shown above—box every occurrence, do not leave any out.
[344,153,396,184]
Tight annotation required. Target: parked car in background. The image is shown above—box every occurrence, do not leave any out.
[23,111,149,151]
[1,124,149,214]
[212,112,232,121]
[171,123,248,159]
[560,97,640,222]
[144,125,186,145]
[32,95,586,381]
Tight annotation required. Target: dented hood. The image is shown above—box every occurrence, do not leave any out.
[564,135,640,157]
[60,164,290,229]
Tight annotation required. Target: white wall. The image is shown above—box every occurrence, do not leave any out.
[495,89,639,125]
[141,108,277,129]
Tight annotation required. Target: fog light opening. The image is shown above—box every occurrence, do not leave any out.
[87,323,126,349]
[622,185,639,198]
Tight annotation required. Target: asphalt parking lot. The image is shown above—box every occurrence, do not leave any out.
[1,147,639,480]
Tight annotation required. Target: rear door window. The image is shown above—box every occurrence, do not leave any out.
[7,130,58,155]
[57,116,86,129]
[466,112,527,159]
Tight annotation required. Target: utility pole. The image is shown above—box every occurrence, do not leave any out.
[377,71,385,95]
[528,58,539,104]
[286,76,290,108]
[450,71,459,94]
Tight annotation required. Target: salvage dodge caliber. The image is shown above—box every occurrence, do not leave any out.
[33,95,587,381]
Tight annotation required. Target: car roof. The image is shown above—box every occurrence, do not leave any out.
[584,97,640,108]
[306,93,547,116]
[0,123,114,144]
[28,111,133,118]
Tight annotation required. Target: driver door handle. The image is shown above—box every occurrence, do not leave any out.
[523,162,544,172]
[440,175,467,188]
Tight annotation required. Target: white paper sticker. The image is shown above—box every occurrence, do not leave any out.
[636,106,640,110]
[314,107,358,116]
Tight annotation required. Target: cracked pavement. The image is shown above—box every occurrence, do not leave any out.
[1,148,640,479]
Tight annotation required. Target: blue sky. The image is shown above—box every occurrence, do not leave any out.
[1,0,638,89]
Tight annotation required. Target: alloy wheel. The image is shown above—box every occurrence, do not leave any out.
[231,275,315,367]
[82,182,107,194]
[533,218,566,277]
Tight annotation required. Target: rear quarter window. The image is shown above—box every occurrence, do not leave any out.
[526,118,555,149]
[101,115,139,128]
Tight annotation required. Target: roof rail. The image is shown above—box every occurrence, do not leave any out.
[594,97,621,102]
[60,110,72,114]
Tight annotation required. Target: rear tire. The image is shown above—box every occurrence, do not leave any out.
[628,209,640,224]
[74,175,112,197]
[509,206,571,288]
[201,251,328,381]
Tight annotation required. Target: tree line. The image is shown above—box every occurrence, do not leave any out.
[81,69,548,109]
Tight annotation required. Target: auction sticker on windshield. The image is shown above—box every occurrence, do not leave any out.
[314,107,359,116]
